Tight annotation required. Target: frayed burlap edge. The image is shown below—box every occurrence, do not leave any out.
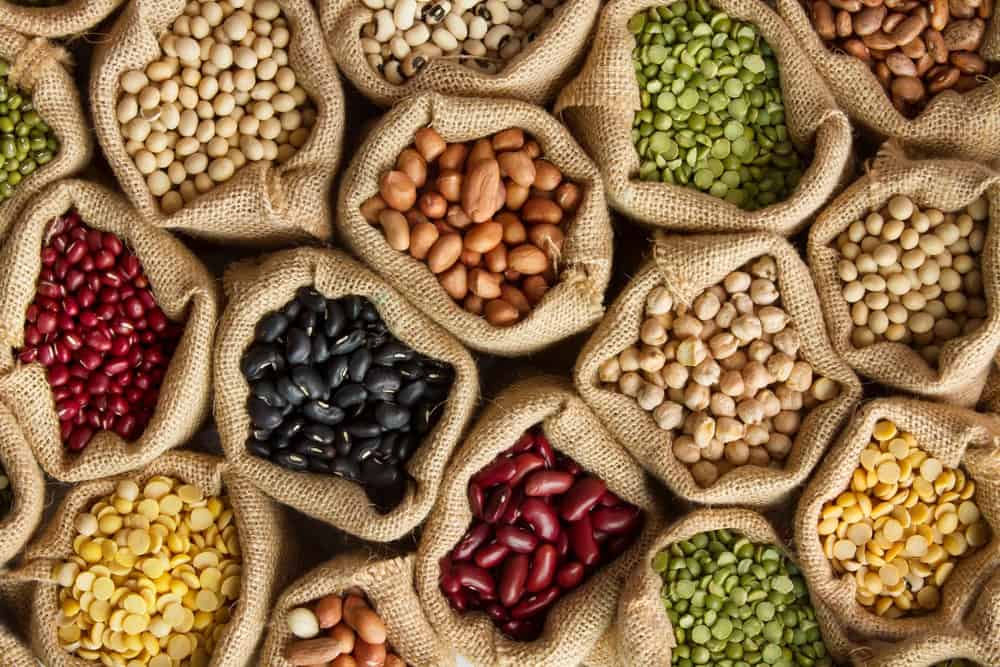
[0,0,123,39]
[0,401,44,567]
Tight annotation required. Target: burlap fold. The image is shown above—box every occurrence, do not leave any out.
[0,401,44,567]
[554,0,853,235]
[90,0,344,245]
[615,508,852,667]
[0,179,219,482]
[337,92,612,357]
[415,376,665,667]
[575,231,862,507]
[213,246,479,542]
[775,0,1000,161]
[0,576,37,667]
[808,148,1000,406]
[0,0,123,39]
[260,551,452,667]
[319,0,600,107]
[794,398,1000,643]
[0,28,91,238]
[982,355,1000,413]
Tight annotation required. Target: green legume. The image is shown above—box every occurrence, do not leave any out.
[655,529,833,666]
[630,3,806,211]
[0,57,58,205]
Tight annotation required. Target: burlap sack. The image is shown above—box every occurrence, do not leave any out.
[0,0,123,39]
[13,451,293,667]
[553,0,853,235]
[982,355,1000,413]
[774,0,1000,161]
[0,575,36,667]
[0,28,91,238]
[615,508,852,667]
[794,397,1000,643]
[575,231,862,507]
[319,0,600,107]
[0,179,219,482]
[0,621,34,667]
[337,92,612,357]
[0,401,44,567]
[808,148,1000,406]
[89,0,344,245]
[213,246,478,542]
[260,551,452,667]
[415,376,665,667]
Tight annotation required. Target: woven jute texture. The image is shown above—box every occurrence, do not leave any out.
[89,0,344,245]
[0,29,91,238]
[794,398,1000,643]
[808,148,1000,406]
[0,0,123,39]
[0,576,36,667]
[17,451,294,667]
[575,231,862,507]
[415,376,665,667]
[0,179,219,482]
[553,0,853,235]
[337,92,612,357]
[214,246,479,542]
[982,356,1000,413]
[0,401,44,567]
[260,551,452,667]
[775,0,1000,161]
[319,0,600,107]
[616,509,852,667]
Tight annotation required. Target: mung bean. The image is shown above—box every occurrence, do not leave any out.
[0,58,59,205]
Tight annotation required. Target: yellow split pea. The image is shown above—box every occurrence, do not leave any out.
[52,476,243,666]
[818,420,991,619]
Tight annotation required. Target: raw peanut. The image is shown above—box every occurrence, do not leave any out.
[497,151,536,188]
[332,657,358,667]
[501,285,531,315]
[360,196,387,223]
[354,639,386,667]
[521,198,563,224]
[438,263,468,300]
[342,596,387,644]
[330,624,355,655]
[379,171,417,211]
[522,275,550,304]
[469,268,502,299]
[418,191,447,219]
[461,159,505,223]
[492,128,525,151]
[528,224,565,257]
[468,138,496,166]
[553,182,581,211]
[814,1,836,39]
[532,160,562,191]
[436,170,463,203]
[410,222,440,260]
[508,244,548,275]
[506,182,530,210]
[464,293,485,315]
[315,595,343,629]
[438,143,468,171]
[286,637,344,665]
[485,299,519,326]
[523,140,542,159]
[384,655,406,667]
[427,233,463,273]
[396,148,427,188]
[446,204,472,229]
[836,10,853,37]
[498,212,527,244]
[484,245,508,273]
[461,248,482,267]
[464,221,504,253]
[378,210,410,252]
[414,127,446,162]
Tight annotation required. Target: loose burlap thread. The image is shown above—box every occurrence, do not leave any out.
[260,551,452,667]
[575,231,862,507]
[0,28,91,238]
[415,376,665,667]
[794,398,1000,643]
[0,400,44,567]
[554,0,853,235]
[337,92,612,357]
[0,179,219,482]
[14,451,294,667]
[808,148,1000,406]
[0,0,123,39]
[319,0,600,107]
[775,0,1000,161]
[90,0,344,244]
[214,246,479,542]
[615,509,852,667]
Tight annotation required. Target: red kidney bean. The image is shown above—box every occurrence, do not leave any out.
[520,498,560,542]
[534,434,555,467]
[556,562,585,589]
[555,530,569,559]
[453,522,491,561]
[499,486,523,525]
[592,506,642,534]
[568,514,600,566]
[485,603,508,622]
[499,553,529,607]
[598,490,622,507]
[454,564,494,596]
[510,586,559,620]
[474,458,517,487]
[495,525,538,554]
[468,481,485,519]
[559,477,607,522]
[607,532,639,558]
[511,431,534,452]
[473,542,510,569]
[509,452,545,486]
[525,544,557,593]
[560,457,582,476]
[523,470,574,496]
[501,618,541,641]
[483,484,512,524]
[447,589,471,612]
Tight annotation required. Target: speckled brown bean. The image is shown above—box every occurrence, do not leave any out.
[843,38,873,62]
[887,52,918,75]
[928,65,961,91]
[854,5,887,34]
[891,75,925,101]
[951,50,987,73]
[930,0,950,29]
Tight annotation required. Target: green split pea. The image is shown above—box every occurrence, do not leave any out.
[653,529,833,666]
[629,1,805,211]
[0,58,60,205]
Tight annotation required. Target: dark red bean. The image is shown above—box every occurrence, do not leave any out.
[607,531,639,558]
[555,530,569,559]
[495,525,538,554]
[453,522,491,562]
[454,564,494,596]
[523,470,574,497]
[67,426,93,451]
[468,481,485,519]
[592,506,642,534]
[568,514,600,566]
[598,490,622,507]
[556,562,585,589]
[474,458,517,487]
[559,477,607,522]
[447,589,471,612]
[509,453,545,486]
[499,486,523,525]
[500,618,542,641]
[510,586,559,620]
[484,603,508,622]
[520,498,560,542]
[534,434,555,467]
[499,553,529,607]
[483,484,513,524]
[525,544,557,593]
[473,542,509,569]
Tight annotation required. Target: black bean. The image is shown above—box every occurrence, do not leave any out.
[324,299,346,338]
[297,309,318,336]
[251,427,273,441]
[361,458,402,487]
[251,380,286,408]
[373,342,415,366]
[397,380,426,407]
[296,286,326,312]
[342,295,364,321]
[245,438,271,459]
[302,423,335,444]
[423,382,450,403]
[311,334,331,364]
[397,360,424,381]
[270,433,292,450]
[332,458,360,480]
[248,396,284,429]
[285,328,311,365]
[329,328,366,356]
[277,417,306,440]
[412,403,436,435]
[294,440,336,460]
[291,366,326,400]
[360,302,381,323]
[348,347,372,383]
[364,366,402,394]
[324,355,350,391]
[307,458,333,474]
[281,299,301,320]
[274,451,308,471]
[395,434,419,462]
[254,312,288,343]
[350,437,381,462]
[334,428,352,457]
[334,382,367,409]
[302,400,345,426]
[347,421,381,439]
[369,480,407,514]
[376,402,410,431]
[241,344,283,381]
[277,375,307,406]
[376,432,397,459]
[424,363,454,384]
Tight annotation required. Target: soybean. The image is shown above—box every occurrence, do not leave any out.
[0,58,60,205]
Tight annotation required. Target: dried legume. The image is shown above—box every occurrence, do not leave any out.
[630,2,805,210]
[284,592,406,666]
[818,419,991,618]
[0,58,59,204]
[654,529,833,666]
[52,476,242,666]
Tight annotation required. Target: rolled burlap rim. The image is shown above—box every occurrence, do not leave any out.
[0,179,219,482]
[774,0,1000,161]
[575,231,862,507]
[0,28,92,239]
[14,451,295,667]
[794,397,1000,643]
[319,0,601,107]
[214,246,479,542]
[0,401,44,567]
[554,0,853,235]
[807,145,1000,406]
[89,0,345,245]
[0,0,123,39]
[415,376,666,667]
[259,551,452,667]
[337,91,612,357]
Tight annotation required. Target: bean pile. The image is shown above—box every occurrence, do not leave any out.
[600,256,840,488]
[629,3,805,211]
[53,476,242,666]
[440,427,643,641]
[0,58,59,205]
[0,465,10,519]
[818,420,991,618]
[284,592,405,666]
[363,126,580,327]
[19,211,182,452]
[241,288,454,513]
[833,194,989,365]
[654,529,833,667]
[359,0,564,82]
[117,0,316,214]
[808,0,996,116]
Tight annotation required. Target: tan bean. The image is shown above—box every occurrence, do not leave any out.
[505,182,530,210]
[501,284,531,315]
[843,38,872,62]
[464,293,484,315]
[532,159,562,191]
[928,65,960,92]
[492,128,525,152]
[854,5,887,35]
[461,158,504,223]
[465,221,504,253]
[418,191,448,219]
[528,223,565,258]
[498,212,527,244]
[438,143,468,171]
[930,0,951,29]
[332,656,358,667]
[414,127,446,162]
[522,275,550,304]
[497,150,536,188]
[468,268,502,299]
[891,75,925,101]
[553,182,581,211]
[925,28,949,62]
[521,198,563,224]
[461,248,482,267]
[360,195,387,223]
[379,170,417,211]
[438,262,468,300]
[409,222,439,260]
[354,640,387,667]
[889,15,927,45]
[900,35,926,59]
[508,244,549,275]
[813,0,836,39]
[396,148,427,188]
[485,298,520,326]
[436,169,463,203]
[427,233,463,274]
[378,210,410,252]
